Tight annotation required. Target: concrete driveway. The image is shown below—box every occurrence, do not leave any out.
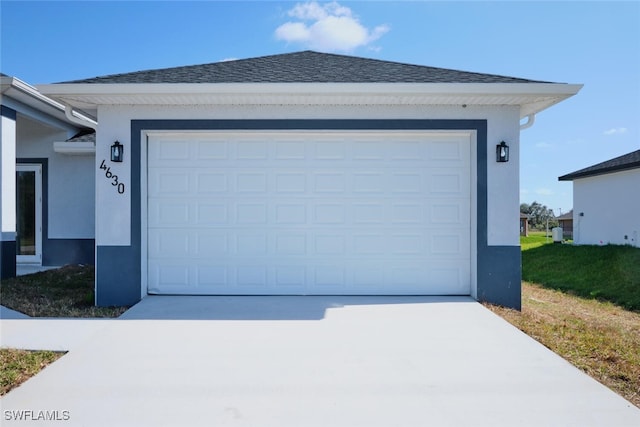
[1,296,639,426]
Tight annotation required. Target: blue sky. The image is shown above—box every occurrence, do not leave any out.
[1,1,638,215]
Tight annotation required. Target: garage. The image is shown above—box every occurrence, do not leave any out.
[37,50,584,308]
[146,131,471,295]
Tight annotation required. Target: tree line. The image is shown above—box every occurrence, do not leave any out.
[520,201,559,230]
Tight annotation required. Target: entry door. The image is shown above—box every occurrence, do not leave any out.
[16,164,42,264]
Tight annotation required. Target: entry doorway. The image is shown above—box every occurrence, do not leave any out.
[16,164,42,264]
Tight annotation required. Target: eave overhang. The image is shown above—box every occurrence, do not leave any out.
[38,82,582,119]
[1,76,96,127]
[559,161,640,181]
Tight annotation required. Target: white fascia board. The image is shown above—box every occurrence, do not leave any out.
[38,82,583,97]
[39,82,583,116]
[53,141,96,155]
[1,76,97,126]
[1,96,79,133]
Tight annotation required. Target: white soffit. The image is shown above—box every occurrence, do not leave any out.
[39,83,583,118]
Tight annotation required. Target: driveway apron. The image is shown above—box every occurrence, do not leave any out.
[2,296,639,426]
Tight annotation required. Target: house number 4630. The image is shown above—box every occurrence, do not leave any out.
[100,160,125,194]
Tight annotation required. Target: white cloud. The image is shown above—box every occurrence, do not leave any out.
[275,22,310,43]
[603,127,628,135]
[275,1,390,52]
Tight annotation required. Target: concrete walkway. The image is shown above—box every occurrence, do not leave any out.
[0,305,30,320]
[1,296,639,426]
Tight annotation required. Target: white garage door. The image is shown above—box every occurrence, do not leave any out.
[146,131,471,295]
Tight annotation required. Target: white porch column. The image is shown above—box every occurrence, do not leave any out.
[0,106,17,279]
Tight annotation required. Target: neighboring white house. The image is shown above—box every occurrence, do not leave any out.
[3,51,582,309]
[1,75,97,278]
[559,150,640,247]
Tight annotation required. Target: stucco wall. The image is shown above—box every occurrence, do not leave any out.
[573,169,640,247]
[1,108,17,238]
[89,103,523,308]
[16,116,95,240]
[0,107,17,278]
[95,104,521,248]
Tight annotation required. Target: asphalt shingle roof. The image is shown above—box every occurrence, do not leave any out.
[66,130,96,143]
[558,149,640,181]
[61,51,550,84]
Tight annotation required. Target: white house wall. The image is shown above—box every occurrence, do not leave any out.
[95,104,521,248]
[573,169,640,247]
[16,116,95,239]
[1,110,16,240]
[1,108,17,279]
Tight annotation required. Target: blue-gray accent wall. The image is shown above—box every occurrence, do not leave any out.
[44,239,95,266]
[17,158,95,268]
[1,105,17,120]
[1,241,17,279]
[478,246,521,309]
[95,119,521,309]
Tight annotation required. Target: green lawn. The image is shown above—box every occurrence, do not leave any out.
[520,235,640,312]
[520,231,551,250]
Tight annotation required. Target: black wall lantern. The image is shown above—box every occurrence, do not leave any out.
[111,141,123,162]
[496,141,509,163]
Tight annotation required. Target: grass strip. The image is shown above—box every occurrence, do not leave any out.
[487,282,640,408]
[0,265,128,318]
[0,349,65,396]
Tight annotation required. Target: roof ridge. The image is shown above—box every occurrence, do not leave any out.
[58,50,555,84]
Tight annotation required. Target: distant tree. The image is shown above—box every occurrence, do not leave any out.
[520,201,558,230]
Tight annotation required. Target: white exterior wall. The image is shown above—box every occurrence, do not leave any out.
[16,117,95,239]
[573,169,640,247]
[0,111,17,239]
[95,104,521,248]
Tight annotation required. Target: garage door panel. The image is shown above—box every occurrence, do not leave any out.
[197,265,228,287]
[148,262,471,295]
[314,235,345,254]
[275,234,307,255]
[148,201,190,227]
[275,204,307,224]
[196,203,228,225]
[275,266,307,287]
[148,229,190,258]
[148,264,190,290]
[196,173,228,193]
[429,139,466,160]
[196,139,228,160]
[276,173,307,193]
[431,202,469,224]
[236,140,269,160]
[389,172,424,193]
[429,172,469,195]
[196,231,229,256]
[147,132,471,295]
[152,139,190,162]
[237,266,268,287]
[147,170,190,196]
